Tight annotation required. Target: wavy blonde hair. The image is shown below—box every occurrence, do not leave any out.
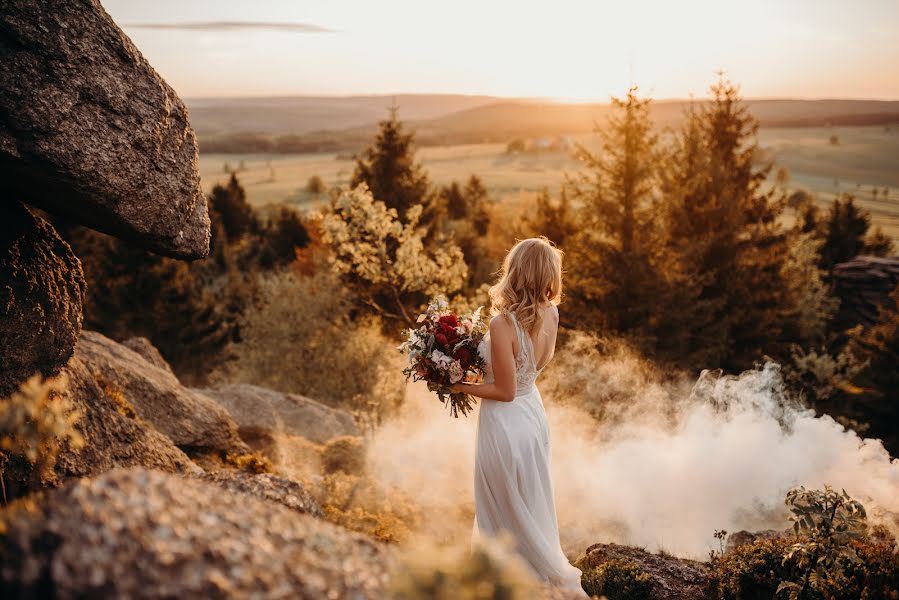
[488,237,563,334]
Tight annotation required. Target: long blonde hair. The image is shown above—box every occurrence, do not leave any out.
[488,237,563,334]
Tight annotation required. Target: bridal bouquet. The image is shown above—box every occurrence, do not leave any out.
[399,297,488,417]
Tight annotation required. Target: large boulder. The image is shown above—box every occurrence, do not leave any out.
[0,0,209,259]
[195,471,323,518]
[576,543,709,600]
[199,384,360,445]
[76,331,246,453]
[51,356,201,482]
[121,336,174,374]
[0,468,394,598]
[0,202,85,397]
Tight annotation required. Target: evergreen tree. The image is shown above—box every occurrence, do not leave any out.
[520,187,578,250]
[63,228,239,382]
[565,86,665,340]
[818,195,894,273]
[351,107,432,223]
[209,174,257,242]
[659,77,789,370]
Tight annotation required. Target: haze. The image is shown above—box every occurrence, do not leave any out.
[102,0,899,100]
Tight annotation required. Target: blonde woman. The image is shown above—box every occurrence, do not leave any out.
[451,237,586,595]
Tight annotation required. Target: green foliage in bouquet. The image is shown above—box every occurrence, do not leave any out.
[399,297,488,418]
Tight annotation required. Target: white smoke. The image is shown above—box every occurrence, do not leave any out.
[369,354,899,560]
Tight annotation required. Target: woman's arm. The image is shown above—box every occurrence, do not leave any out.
[450,316,517,402]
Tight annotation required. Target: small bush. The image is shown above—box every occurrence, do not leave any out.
[0,375,83,496]
[388,536,538,599]
[313,472,422,543]
[708,536,803,600]
[321,435,365,476]
[188,448,274,475]
[707,530,899,600]
[581,558,654,600]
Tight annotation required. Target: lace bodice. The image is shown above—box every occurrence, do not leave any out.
[478,311,548,395]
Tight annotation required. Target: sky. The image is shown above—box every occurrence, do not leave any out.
[102,0,899,100]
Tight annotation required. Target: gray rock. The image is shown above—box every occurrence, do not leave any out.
[576,543,709,600]
[77,331,246,453]
[0,0,209,259]
[53,355,201,483]
[724,529,784,554]
[122,336,174,373]
[0,467,394,599]
[196,471,323,518]
[199,383,360,445]
[0,202,85,397]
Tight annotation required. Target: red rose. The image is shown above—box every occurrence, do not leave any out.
[438,314,459,329]
[454,347,472,369]
[435,333,448,347]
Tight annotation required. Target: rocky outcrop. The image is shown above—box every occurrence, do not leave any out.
[196,471,323,518]
[724,529,783,554]
[0,468,394,599]
[0,202,85,397]
[0,0,209,259]
[833,256,899,329]
[77,331,246,453]
[122,336,174,373]
[53,355,200,482]
[576,543,709,600]
[199,383,360,445]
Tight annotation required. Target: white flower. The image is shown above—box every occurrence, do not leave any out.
[448,360,464,383]
[455,325,467,336]
[430,349,453,368]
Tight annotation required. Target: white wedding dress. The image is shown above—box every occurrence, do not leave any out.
[473,308,586,595]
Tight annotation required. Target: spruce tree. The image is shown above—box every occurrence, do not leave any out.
[565,86,664,340]
[659,76,789,370]
[209,173,257,242]
[351,107,432,223]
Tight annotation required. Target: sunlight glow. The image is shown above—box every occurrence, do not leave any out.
[102,0,899,99]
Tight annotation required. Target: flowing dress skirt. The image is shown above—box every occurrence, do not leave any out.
[473,384,586,595]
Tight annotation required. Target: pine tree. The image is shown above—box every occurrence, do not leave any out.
[209,174,257,242]
[351,107,432,223]
[818,195,895,273]
[520,187,577,250]
[565,86,665,340]
[659,77,789,370]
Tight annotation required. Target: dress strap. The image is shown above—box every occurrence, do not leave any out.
[508,311,536,370]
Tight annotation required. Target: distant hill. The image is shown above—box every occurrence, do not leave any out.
[189,95,899,154]
[185,94,500,136]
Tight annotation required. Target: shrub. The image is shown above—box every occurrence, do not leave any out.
[215,270,405,426]
[313,472,422,543]
[581,558,654,600]
[320,185,467,327]
[306,175,326,195]
[321,435,366,476]
[0,375,84,497]
[778,486,868,600]
[388,536,538,599]
[707,533,899,600]
[708,536,804,600]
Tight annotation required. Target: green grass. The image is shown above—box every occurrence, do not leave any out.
[198,125,899,240]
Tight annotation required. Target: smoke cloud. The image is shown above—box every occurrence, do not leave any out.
[369,340,899,560]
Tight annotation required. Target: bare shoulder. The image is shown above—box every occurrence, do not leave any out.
[488,314,514,337]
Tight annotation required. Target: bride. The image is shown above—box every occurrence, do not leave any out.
[450,237,586,595]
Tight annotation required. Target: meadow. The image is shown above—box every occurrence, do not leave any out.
[199,124,899,240]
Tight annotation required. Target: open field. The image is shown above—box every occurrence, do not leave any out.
[199,124,899,241]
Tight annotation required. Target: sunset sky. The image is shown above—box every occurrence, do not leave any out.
[102,0,899,100]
